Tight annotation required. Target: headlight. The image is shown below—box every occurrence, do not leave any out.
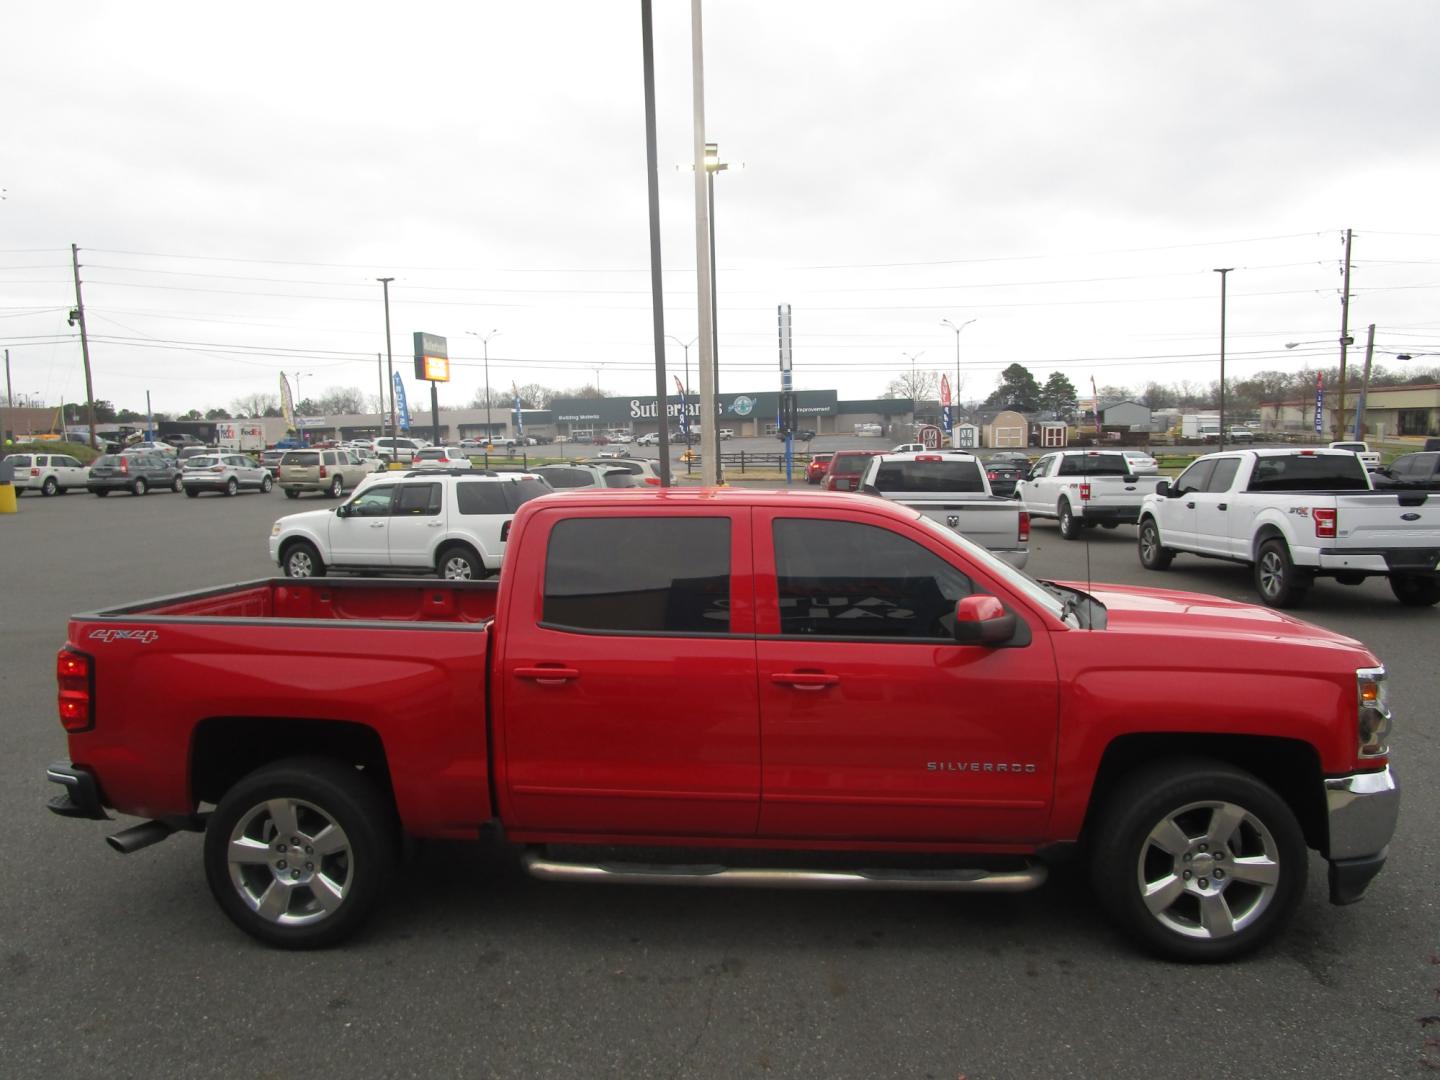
[1356,666,1390,759]
[270,523,282,537]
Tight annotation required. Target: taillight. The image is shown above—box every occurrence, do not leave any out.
[318,465,328,478]
[1079,483,1091,501]
[1315,508,1337,538]
[57,649,94,733]
[120,458,129,475]
[916,454,942,462]
[644,477,660,485]
[1018,511,1030,542]
[987,470,997,480]
[30,467,40,476]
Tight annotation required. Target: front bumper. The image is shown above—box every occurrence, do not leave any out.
[1324,766,1399,904]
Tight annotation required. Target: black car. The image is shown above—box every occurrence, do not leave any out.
[775,429,816,442]
[1371,451,1440,491]
[982,460,1025,497]
[86,452,183,496]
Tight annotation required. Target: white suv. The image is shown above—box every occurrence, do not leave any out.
[4,452,89,496]
[270,470,551,579]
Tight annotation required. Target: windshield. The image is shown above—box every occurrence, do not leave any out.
[910,512,1075,626]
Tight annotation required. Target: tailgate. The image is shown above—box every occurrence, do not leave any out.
[1083,476,1161,506]
[1336,493,1440,557]
[895,499,1022,549]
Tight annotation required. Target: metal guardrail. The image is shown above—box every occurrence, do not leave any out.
[677,450,815,475]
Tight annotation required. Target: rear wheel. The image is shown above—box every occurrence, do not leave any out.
[1089,759,1305,962]
[203,758,396,949]
[1137,518,1174,570]
[437,546,481,580]
[284,489,300,500]
[1390,574,1440,607]
[1254,538,1308,608]
[282,541,326,578]
[92,489,109,497]
[132,478,148,496]
[1057,499,1081,540]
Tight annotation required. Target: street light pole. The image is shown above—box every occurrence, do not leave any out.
[466,329,501,441]
[1214,268,1233,451]
[940,317,976,442]
[377,278,396,441]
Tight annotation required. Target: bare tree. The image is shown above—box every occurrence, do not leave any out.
[882,370,938,402]
[315,387,367,415]
[231,392,278,419]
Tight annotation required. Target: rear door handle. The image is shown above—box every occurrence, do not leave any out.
[370,522,386,528]
[516,666,580,684]
[1218,502,1228,511]
[771,672,839,690]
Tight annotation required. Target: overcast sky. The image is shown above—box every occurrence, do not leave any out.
[4,1,1439,417]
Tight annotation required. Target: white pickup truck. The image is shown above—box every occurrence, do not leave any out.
[1136,448,1440,607]
[1014,450,1168,539]
[858,452,1029,568]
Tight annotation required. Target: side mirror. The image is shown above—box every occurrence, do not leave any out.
[335,504,350,518]
[953,595,1017,646]
[860,483,881,496]
[1154,480,1170,497]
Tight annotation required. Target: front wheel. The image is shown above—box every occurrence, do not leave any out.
[329,476,344,498]
[171,474,184,493]
[1137,518,1174,570]
[282,541,326,578]
[203,758,397,949]
[1254,538,1308,608]
[261,475,273,493]
[1057,499,1081,540]
[1089,759,1305,962]
[1390,574,1440,607]
[225,477,239,497]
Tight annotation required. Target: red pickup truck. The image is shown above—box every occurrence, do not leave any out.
[46,488,1399,960]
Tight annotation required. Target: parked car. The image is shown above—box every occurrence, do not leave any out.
[372,437,426,463]
[1015,450,1169,539]
[271,471,551,579]
[4,452,89,496]
[805,452,834,484]
[1328,441,1381,471]
[279,449,371,499]
[124,441,177,458]
[891,443,927,454]
[821,450,884,491]
[502,436,538,448]
[411,447,474,470]
[981,458,1026,497]
[987,451,1031,469]
[181,453,274,497]
[1371,451,1440,491]
[161,434,206,450]
[596,447,632,459]
[577,458,664,486]
[1227,427,1255,442]
[530,464,638,489]
[86,452,183,496]
[635,432,660,446]
[1118,449,1160,475]
[260,449,286,478]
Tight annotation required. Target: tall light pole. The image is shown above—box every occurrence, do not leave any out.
[1214,268,1233,451]
[466,329,501,440]
[689,0,718,485]
[377,278,396,440]
[941,317,976,437]
[901,351,925,434]
[592,364,603,393]
[704,142,728,403]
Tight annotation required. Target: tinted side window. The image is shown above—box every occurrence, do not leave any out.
[393,483,441,516]
[773,519,974,640]
[503,479,549,512]
[348,486,394,517]
[456,482,510,515]
[282,452,317,466]
[544,518,731,634]
[1174,460,1215,495]
[1206,458,1240,493]
[538,468,590,488]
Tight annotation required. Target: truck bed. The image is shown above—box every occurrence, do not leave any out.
[89,577,499,624]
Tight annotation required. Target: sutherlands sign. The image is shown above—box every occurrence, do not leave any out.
[551,390,839,426]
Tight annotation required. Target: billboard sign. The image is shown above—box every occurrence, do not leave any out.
[413,332,450,382]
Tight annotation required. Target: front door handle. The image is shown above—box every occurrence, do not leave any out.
[427,521,443,527]
[516,666,580,685]
[1218,502,1228,511]
[771,672,839,690]
[370,522,386,528]
[1185,501,1196,509]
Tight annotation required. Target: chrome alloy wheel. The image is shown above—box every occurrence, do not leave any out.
[225,798,353,927]
[442,554,474,579]
[1257,548,1286,600]
[1135,799,1281,940]
[286,549,314,577]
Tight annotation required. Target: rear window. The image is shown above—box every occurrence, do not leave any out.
[505,478,549,511]
[543,518,731,634]
[282,452,319,466]
[872,460,986,493]
[831,454,874,476]
[1057,454,1130,477]
[534,468,592,489]
[456,481,510,515]
[186,456,220,468]
[4,455,32,468]
[94,455,120,468]
[415,449,445,459]
[1247,454,1371,492]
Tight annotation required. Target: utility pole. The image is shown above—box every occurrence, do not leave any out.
[378,277,397,440]
[690,0,718,484]
[2,348,11,447]
[1336,228,1353,442]
[70,244,98,451]
[1214,268,1233,451]
[376,354,385,437]
[1354,323,1376,440]
[641,0,672,485]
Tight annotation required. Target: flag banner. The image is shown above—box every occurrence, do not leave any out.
[1314,373,1324,433]
[674,376,690,436]
[279,374,295,430]
[393,372,411,432]
[1091,376,1103,435]
[940,374,952,434]
[513,384,524,435]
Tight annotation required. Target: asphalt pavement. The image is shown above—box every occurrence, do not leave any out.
[1,479,1435,1079]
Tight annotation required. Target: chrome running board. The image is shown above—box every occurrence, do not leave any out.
[522,851,1046,893]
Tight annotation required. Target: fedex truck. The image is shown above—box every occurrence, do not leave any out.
[216,422,265,452]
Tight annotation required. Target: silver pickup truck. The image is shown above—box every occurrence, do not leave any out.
[859,452,1029,569]
[1015,449,1168,539]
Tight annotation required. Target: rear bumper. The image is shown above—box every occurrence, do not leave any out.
[1318,548,1440,576]
[45,762,110,821]
[1324,766,1398,904]
[1076,505,1142,525]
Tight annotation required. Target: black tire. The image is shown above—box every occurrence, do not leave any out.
[132,478,148,496]
[282,540,326,578]
[1137,518,1174,570]
[1089,759,1306,962]
[1057,499,1081,540]
[225,477,239,497]
[41,476,58,497]
[1254,538,1308,608]
[437,546,482,580]
[284,489,300,500]
[329,475,344,498]
[203,757,397,949]
[261,475,273,493]
[92,489,109,497]
[1390,574,1440,607]
[185,488,200,498]
[171,474,184,493]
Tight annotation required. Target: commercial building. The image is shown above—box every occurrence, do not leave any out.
[1259,383,1440,440]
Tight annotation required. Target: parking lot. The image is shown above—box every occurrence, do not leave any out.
[3,483,1437,1078]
